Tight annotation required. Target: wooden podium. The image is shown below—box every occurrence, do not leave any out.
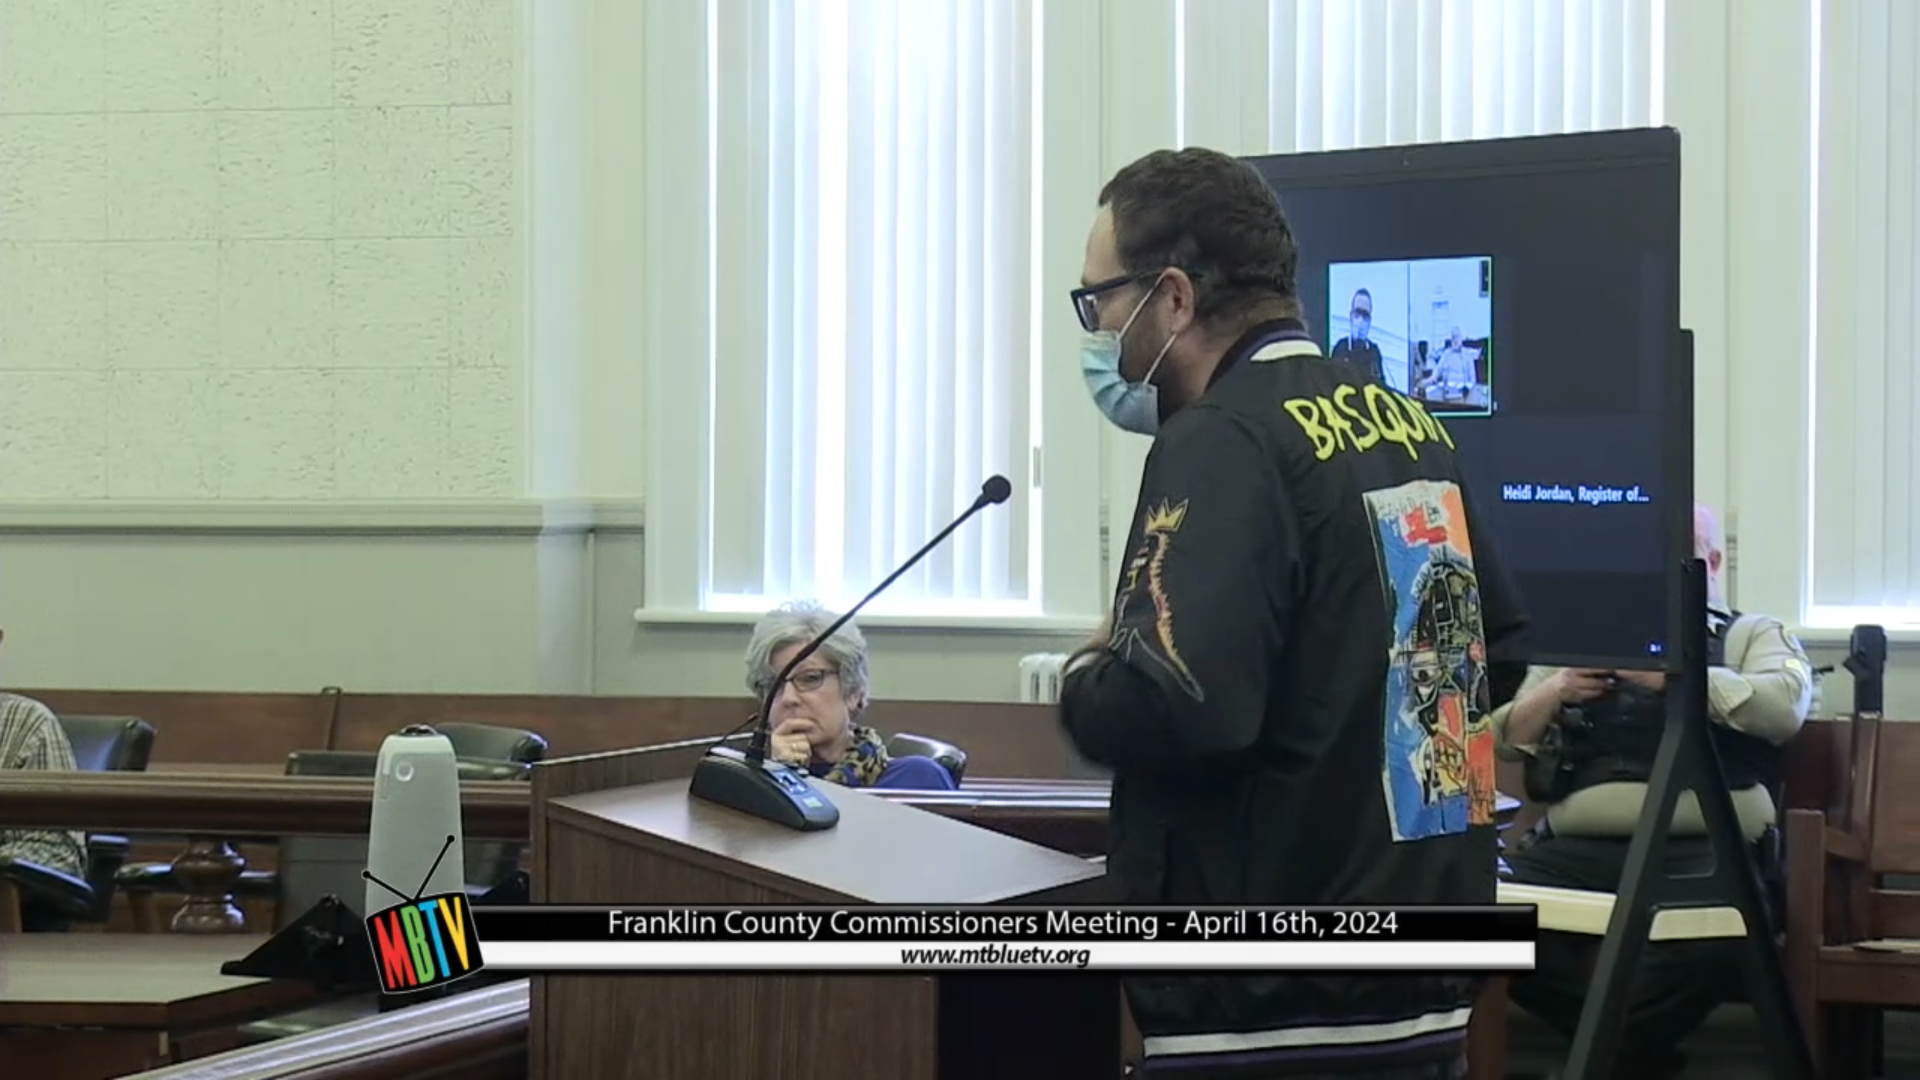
[527,738,1118,1079]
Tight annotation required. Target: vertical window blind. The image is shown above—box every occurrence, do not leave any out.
[1808,0,1920,629]
[684,0,1662,621]
[1176,0,1660,154]
[704,0,1037,616]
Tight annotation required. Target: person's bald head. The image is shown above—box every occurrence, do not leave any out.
[1695,502,1728,607]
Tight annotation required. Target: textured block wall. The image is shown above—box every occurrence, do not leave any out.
[0,0,524,499]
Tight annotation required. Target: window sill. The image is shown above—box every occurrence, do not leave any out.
[1791,625,1920,648]
[632,607,1098,635]
[634,613,1920,646]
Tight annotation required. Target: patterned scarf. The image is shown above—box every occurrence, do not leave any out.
[813,724,892,788]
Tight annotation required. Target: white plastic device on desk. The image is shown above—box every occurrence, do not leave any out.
[365,724,466,917]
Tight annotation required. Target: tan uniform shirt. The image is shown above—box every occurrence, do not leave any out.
[1491,614,1815,840]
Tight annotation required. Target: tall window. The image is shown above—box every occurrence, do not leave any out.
[1808,0,1920,630]
[652,0,1665,625]
[1176,0,1661,157]
[702,0,1040,617]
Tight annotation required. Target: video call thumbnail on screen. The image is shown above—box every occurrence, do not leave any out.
[1328,256,1494,417]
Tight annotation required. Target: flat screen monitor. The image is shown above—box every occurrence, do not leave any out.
[1244,129,1687,668]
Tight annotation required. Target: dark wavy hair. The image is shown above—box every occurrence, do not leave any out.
[1098,147,1303,331]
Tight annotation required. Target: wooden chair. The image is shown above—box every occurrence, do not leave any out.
[1461,715,1856,1080]
[0,714,155,931]
[1783,713,1920,1076]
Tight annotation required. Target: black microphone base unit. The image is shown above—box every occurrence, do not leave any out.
[689,744,841,831]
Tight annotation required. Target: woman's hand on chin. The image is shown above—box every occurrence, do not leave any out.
[770,719,815,766]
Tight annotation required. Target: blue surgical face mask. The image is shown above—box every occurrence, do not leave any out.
[1080,277,1176,436]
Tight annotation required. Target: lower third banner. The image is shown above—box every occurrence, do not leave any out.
[478,940,1534,973]
[449,906,1537,973]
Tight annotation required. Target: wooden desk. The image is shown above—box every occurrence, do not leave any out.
[0,772,529,839]
[0,934,322,1079]
[0,771,529,933]
[17,688,1085,779]
[0,773,1513,932]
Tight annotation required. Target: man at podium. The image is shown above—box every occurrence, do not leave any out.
[1059,148,1530,1079]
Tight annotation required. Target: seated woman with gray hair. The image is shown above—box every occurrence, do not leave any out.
[744,601,958,791]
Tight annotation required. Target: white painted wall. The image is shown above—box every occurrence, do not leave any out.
[0,0,523,501]
[0,0,1908,718]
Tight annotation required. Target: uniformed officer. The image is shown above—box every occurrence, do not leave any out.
[1495,502,1814,1079]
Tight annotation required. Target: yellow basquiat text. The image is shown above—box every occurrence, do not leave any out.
[1283,382,1456,462]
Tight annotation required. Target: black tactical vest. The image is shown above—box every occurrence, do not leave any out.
[1561,610,1781,797]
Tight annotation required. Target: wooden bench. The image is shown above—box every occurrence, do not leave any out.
[1465,717,1847,1079]
[1784,712,1920,1076]
[14,688,1079,776]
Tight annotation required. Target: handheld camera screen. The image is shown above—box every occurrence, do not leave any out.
[1248,130,1684,667]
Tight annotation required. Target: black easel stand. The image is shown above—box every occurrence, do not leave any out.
[1561,558,1816,1080]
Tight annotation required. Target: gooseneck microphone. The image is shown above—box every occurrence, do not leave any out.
[744,473,1013,765]
[688,475,1014,831]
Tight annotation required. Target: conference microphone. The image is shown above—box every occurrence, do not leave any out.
[688,474,1015,831]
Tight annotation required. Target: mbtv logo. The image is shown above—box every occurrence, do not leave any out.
[362,835,486,994]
